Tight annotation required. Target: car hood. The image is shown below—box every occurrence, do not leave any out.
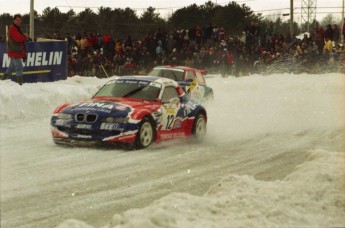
[62,97,160,118]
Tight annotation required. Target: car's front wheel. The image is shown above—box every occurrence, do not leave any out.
[192,113,206,141]
[135,118,155,149]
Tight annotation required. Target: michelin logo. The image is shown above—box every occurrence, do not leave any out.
[2,51,63,67]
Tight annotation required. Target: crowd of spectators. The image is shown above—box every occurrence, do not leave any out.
[1,21,345,77]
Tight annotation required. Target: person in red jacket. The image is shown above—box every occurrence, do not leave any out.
[2,14,29,85]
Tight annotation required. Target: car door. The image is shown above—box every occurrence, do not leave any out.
[159,86,186,139]
[185,70,205,103]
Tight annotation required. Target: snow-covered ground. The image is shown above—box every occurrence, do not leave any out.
[0,73,344,228]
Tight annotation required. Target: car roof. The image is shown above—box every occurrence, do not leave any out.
[153,65,197,71]
[153,65,207,75]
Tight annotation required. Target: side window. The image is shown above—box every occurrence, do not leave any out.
[185,71,195,82]
[166,71,176,80]
[175,71,184,81]
[161,86,179,103]
[195,71,205,85]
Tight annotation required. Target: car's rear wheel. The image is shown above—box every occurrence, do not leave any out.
[135,118,155,149]
[192,113,206,141]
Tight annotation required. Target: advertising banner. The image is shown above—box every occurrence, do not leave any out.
[0,41,67,83]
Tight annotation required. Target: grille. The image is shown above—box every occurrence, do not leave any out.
[57,126,121,137]
[86,114,97,122]
[75,113,98,123]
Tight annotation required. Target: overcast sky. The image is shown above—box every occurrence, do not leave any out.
[0,0,343,21]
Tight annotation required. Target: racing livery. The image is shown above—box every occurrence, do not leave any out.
[148,65,214,103]
[51,76,207,149]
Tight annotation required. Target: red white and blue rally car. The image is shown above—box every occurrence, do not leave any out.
[51,76,207,149]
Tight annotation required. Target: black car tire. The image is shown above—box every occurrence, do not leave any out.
[135,117,155,149]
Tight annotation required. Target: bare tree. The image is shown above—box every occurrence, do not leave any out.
[321,13,339,27]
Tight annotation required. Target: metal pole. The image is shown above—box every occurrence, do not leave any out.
[307,0,310,33]
[30,0,34,40]
[290,0,294,37]
[340,0,345,43]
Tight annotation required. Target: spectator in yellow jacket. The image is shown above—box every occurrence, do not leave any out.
[323,38,333,53]
[322,38,334,63]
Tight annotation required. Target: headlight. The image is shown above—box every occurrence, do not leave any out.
[103,117,129,123]
[58,113,72,120]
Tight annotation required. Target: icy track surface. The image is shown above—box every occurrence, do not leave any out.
[1,73,344,228]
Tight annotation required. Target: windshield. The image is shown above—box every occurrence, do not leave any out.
[148,69,184,81]
[93,79,161,101]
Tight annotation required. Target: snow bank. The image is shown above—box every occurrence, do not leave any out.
[56,149,345,228]
[0,76,110,123]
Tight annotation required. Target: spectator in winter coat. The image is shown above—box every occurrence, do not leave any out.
[323,38,333,63]
[265,21,274,42]
[294,43,303,57]
[323,38,333,53]
[332,24,340,44]
[115,39,123,54]
[343,19,345,41]
[324,24,334,41]
[80,36,87,52]
[311,41,319,55]
[314,25,325,53]
[2,14,28,85]
[125,36,133,49]
[155,40,163,59]
[220,48,228,77]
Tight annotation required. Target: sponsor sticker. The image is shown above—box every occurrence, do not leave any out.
[165,108,175,115]
[55,119,70,126]
[76,124,92,129]
[77,102,114,109]
[116,79,150,85]
[100,123,124,131]
[160,132,185,139]
[75,134,92,139]
[115,105,127,111]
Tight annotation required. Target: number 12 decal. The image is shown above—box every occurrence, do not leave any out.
[166,115,174,129]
